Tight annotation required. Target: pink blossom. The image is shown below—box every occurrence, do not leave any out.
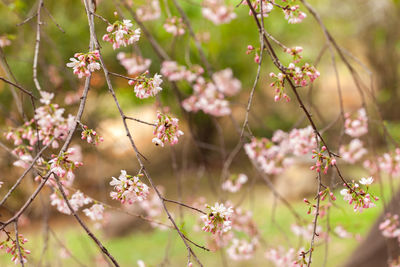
[201,202,233,235]
[265,247,305,267]
[117,52,151,77]
[378,148,400,177]
[212,68,241,96]
[202,0,237,25]
[152,112,184,147]
[163,16,186,36]
[66,50,101,78]
[226,238,258,261]
[221,173,248,193]
[102,20,140,50]
[339,139,367,164]
[0,35,11,47]
[344,108,368,137]
[129,73,163,99]
[283,5,307,24]
[83,204,105,221]
[136,0,161,21]
[109,170,149,204]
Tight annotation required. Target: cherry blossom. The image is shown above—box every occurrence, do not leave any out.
[69,190,93,211]
[109,170,149,204]
[163,16,186,36]
[339,139,367,164]
[152,112,184,147]
[202,0,237,25]
[66,50,101,78]
[136,0,161,21]
[201,202,233,235]
[221,173,248,193]
[310,146,336,174]
[48,148,83,186]
[379,213,400,239]
[344,108,368,137]
[265,247,306,267]
[283,5,307,24]
[212,68,241,96]
[0,35,11,47]
[128,72,163,99]
[83,204,105,221]
[285,46,303,63]
[340,179,378,213]
[378,148,400,177]
[102,20,141,50]
[0,234,31,264]
[359,176,374,186]
[182,77,231,116]
[81,125,104,145]
[117,52,151,77]
[248,0,273,18]
[334,225,352,239]
[226,238,258,261]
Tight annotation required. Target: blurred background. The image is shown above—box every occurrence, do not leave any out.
[0,0,399,266]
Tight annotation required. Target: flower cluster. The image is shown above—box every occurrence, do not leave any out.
[287,62,320,87]
[102,20,140,50]
[379,213,400,239]
[310,146,336,174]
[81,125,104,145]
[344,108,368,137]
[163,16,186,36]
[201,203,233,235]
[0,234,30,264]
[83,204,105,221]
[339,139,367,164]
[161,61,203,82]
[283,5,307,24]
[117,52,151,77]
[0,35,11,47]
[340,177,378,212]
[248,0,273,18]
[136,0,161,21]
[67,50,101,78]
[182,77,231,116]
[128,72,163,99]
[285,46,303,63]
[265,247,306,267]
[226,238,258,261]
[48,148,83,186]
[212,68,242,96]
[109,170,150,204]
[221,173,248,193]
[152,112,184,147]
[202,0,237,25]
[269,72,289,102]
[378,148,400,177]
[245,126,316,175]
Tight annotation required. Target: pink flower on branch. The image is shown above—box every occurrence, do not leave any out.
[152,112,184,147]
[102,20,141,50]
[109,170,150,204]
[66,50,101,78]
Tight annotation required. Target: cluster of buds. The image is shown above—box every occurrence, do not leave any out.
[5,119,37,152]
[0,234,30,264]
[283,5,307,24]
[310,146,336,174]
[221,173,248,193]
[245,45,261,64]
[287,62,320,87]
[269,72,289,102]
[340,177,378,213]
[152,112,184,147]
[163,16,186,36]
[81,125,104,145]
[248,0,273,18]
[102,20,141,50]
[339,139,367,164]
[66,50,101,78]
[318,187,337,202]
[109,170,150,204]
[379,213,400,239]
[128,71,163,99]
[285,46,303,63]
[48,149,83,186]
[117,52,151,77]
[136,0,161,21]
[201,0,237,25]
[182,77,231,116]
[201,203,233,235]
[344,108,368,137]
[161,61,203,83]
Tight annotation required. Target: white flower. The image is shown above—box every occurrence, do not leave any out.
[359,176,374,186]
[39,91,55,105]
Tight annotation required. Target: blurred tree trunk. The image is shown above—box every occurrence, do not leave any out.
[342,189,400,267]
